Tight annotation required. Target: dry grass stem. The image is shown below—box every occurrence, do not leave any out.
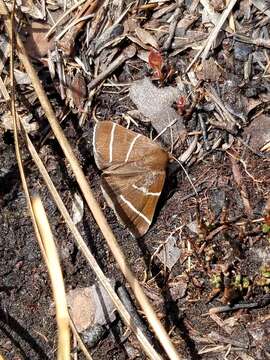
[260,142,270,152]
[31,197,70,360]
[250,0,270,17]
[1,0,269,358]
[68,316,93,360]
[201,0,238,60]
[46,0,87,38]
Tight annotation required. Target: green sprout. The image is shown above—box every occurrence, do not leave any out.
[262,224,270,234]
[210,274,222,288]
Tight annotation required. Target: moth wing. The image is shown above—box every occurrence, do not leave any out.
[101,170,166,238]
[94,120,168,237]
[93,121,168,171]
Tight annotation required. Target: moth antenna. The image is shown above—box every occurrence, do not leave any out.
[170,155,198,197]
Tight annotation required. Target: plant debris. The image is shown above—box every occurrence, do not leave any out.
[156,235,181,271]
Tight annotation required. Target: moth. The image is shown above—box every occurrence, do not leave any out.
[93,121,169,238]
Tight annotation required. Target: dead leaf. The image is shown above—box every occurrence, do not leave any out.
[0,34,10,75]
[244,115,270,151]
[21,0,44,19]
[156,236,181,271]
[135,27,159,49]
[14,69,31,85]
[67,72,87,110]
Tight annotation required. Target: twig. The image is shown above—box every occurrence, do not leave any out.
[261,141,270,152]
[153,118,178,142]
[198,113,209,150]
[171,155,198,196]
[234,33,270,49]
[55,14,95,42]
[208,331,248,349]
[88,45,136,90]
[0,76,10,100]
[54,47,66,99]
[163,2,182,51]
[208,294,270,314]
[68,315,93,360]
[200,0,220,25]
[201,0,238,60]
[116,285,153,343]
[86,0,109,46]
[179,135,198,162]
[205,85,240,128]
[228,151,252,217]
[186,42,206,72]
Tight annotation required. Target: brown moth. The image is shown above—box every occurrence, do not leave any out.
[93,121,169,238]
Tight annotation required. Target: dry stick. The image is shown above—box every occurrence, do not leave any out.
[208,294,270,314]
[162,3,182,51]
[186,42,205,72]
[1,5,181,358]
[55,13,95,42]
[116,285,153,343]
[0,76,10,100]
[32,197,70,360]
[23,130,162,360]
[201,0,238,60]
[88,45,137,90]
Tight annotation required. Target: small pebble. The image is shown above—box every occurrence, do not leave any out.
[234,41,253,61]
